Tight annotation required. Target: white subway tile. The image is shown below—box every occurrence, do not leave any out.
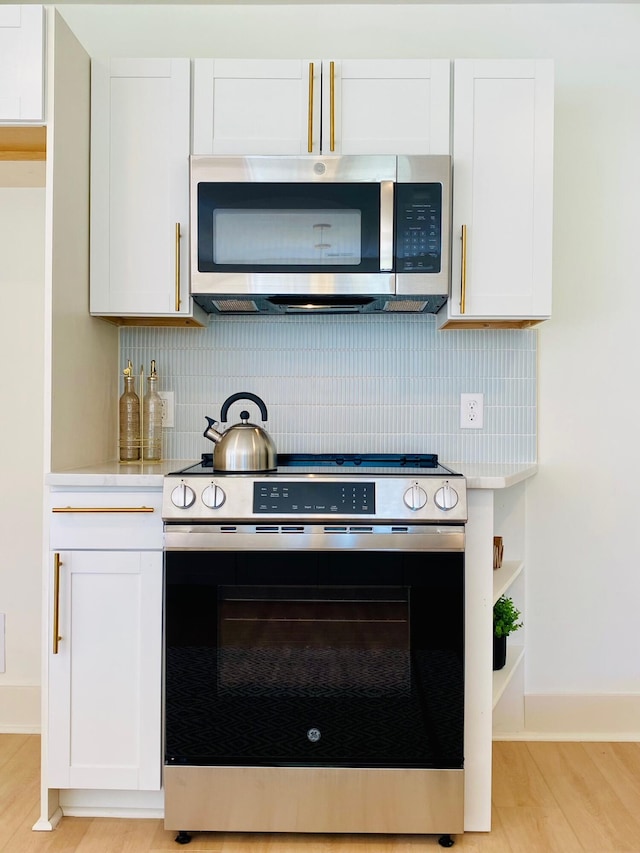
[122,315,536,465]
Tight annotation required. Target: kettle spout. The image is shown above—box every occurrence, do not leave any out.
[203,416,223,444]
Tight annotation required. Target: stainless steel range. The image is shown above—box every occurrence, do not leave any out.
[162,453,467,849]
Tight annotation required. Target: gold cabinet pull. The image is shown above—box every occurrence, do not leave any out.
[52,507,155,514]
[308,62,314,153]
[53,553,62,655]
[460,224,468,314]
[329,61,335,152]
[175,222,182,312]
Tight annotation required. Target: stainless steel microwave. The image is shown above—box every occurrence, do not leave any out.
[190,154,451,315]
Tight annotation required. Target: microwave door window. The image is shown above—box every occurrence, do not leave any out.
[213,210,362,266]
[197,182,381,273]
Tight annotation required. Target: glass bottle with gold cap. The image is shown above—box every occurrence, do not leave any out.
[119,360,140,462]
[143,359,163,461]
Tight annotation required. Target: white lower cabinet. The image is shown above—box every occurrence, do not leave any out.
[46,487,164,793]
[47,549,162,790]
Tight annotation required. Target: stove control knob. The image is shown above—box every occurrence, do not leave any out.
[171,481,196,509]
[435,483,459,511]
[403,483,428,511]
[202,483,226,509]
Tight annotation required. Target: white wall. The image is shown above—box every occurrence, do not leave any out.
[529,40,640,702]
[54,3,640,729]
[0,186,45,731]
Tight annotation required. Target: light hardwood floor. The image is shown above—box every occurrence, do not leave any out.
[2,736,640,852]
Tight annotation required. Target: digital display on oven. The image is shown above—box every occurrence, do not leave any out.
[253,482,375,514]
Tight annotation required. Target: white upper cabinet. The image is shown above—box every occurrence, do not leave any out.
[0,5,45,123]
[193,59,317,155]
[192,59,450,156]
[438,60,554,328]
[324,59,450,155]
[90,58,205,325]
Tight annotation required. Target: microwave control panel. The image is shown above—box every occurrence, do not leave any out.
[395,183,442,273]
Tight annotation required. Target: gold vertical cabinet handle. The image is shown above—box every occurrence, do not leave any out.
[53,553,62,655]
[460,224,468,314]
[175,222,181,312]
[52,506,155,513]
[329,61,335,152]
[308,62,314,153]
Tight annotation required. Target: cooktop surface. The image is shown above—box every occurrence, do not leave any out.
[170,453,460,478]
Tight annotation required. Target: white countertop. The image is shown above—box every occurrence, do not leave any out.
[46,460,186,488]
[47,460,537,490]
[447,462,537,489]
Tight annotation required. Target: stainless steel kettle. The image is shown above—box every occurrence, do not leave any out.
[203,392,277,472]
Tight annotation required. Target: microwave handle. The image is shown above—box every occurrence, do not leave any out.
[380,181,394,271]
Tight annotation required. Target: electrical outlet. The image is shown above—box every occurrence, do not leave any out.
[460,393,484,429]
[158,391,175,428]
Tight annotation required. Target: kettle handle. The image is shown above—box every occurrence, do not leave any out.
[220,392,269,423]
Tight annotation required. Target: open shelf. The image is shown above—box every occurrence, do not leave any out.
[492,560,524,604]
[492,643,525,709]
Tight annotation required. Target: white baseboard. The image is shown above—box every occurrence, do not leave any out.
[32,807,63,832]
[0,685,40,733]
[59,786,164,820]
[494,693,640,741]
[61,806,165,820]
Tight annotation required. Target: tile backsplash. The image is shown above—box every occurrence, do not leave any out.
[121,315,536,464]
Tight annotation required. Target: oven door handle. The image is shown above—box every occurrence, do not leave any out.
[163,524,465,553]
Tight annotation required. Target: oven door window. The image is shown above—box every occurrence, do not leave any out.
[164,550,463,770]
[197,183,381,273]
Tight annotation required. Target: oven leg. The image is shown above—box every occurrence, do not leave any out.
[175,831,192,845]
[438,834,455,848]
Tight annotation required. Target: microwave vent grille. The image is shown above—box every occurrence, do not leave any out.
[384,300,428,313]
[193,293,447,316]
[213,299,260,313]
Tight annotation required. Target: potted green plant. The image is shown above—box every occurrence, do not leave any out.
[493,595,523,671]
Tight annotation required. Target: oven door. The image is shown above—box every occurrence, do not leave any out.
[164,527,464,772]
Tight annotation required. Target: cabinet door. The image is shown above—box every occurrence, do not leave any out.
[323,59,450,155]
[48,550,162,790]
[90,58,196,319]
[440,60,554,327]
[0,5,44,123]
[192,59,450,157]
[193,59,321,155]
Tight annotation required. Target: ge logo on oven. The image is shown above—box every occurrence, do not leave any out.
[307,728,321,743]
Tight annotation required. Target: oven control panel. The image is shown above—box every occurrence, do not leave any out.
[163,475,466,524]
[254,481,375,514]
